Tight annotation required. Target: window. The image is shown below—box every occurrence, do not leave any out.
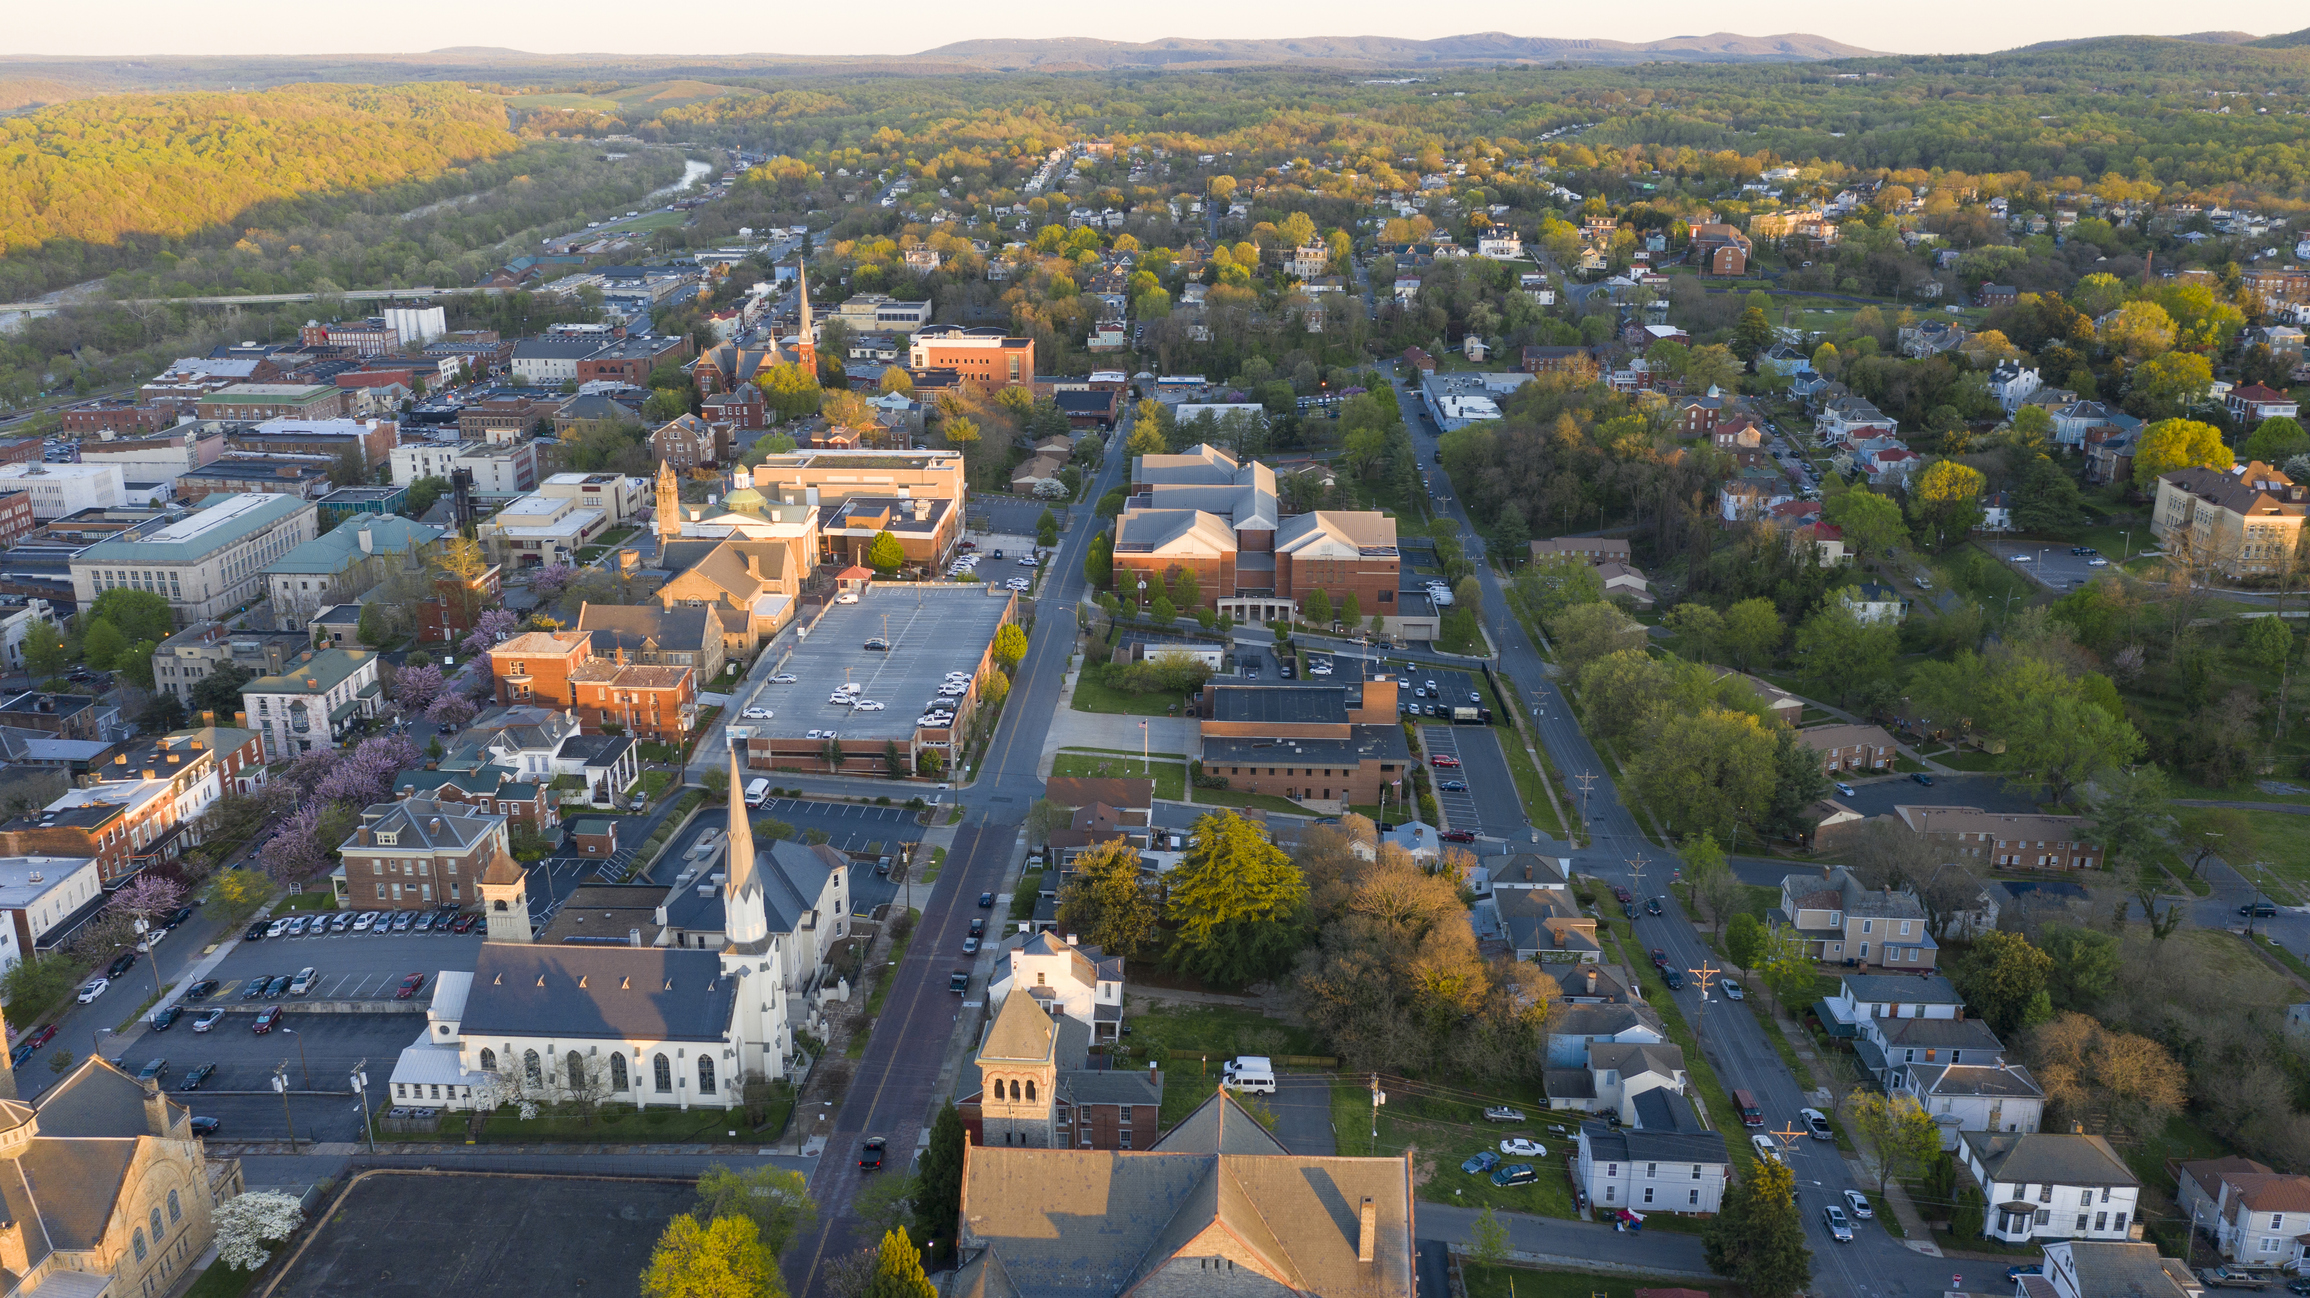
[1606,1164,1618,1177]
[1647,1163,1657,1178]
[654,1054,672,1093]
[2274,1213,2287,1230]
[1025,1080,1036,1102]
[611,1054,628,1091]
[698,1055,716,1095]
[2076,1213,2090,1232]
[523,1050,543,1087]
[1862,919,1872,934]
[479,1048,497,1072]
[1643,1188,1655,1204]
[168,1191,181,1224]
[133,1229,147,1262]
[1689,1188,1701,1206]
[1693,1165,1703,1179]
[2112,1213,2127,1233]
[2038,1185,2053,1203]
[151,1208,165,1242]
[567,1051,586,1093]
[2262,1237,2282,1254]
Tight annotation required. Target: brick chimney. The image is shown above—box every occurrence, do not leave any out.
[0,1219,27,1274]
[142,1084,172,1136]
[1357,1197,1377,1263]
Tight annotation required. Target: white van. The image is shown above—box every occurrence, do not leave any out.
[1221,1056,1277,1094]
[744,778,772,808]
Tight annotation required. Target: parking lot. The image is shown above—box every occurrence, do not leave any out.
[105,1011,421,1143]
[1829,772,2041,818]
[190,921,484,1005]
[1978,538,2119,591]
[1401,666,1486,723]
[1420,724,1522,840]
[740,585,1012,743]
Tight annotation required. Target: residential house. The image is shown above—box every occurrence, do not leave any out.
[240,647,381,762]
[2178,1158,2310,1270]
[2028,1241,2197,1298]
[1795,723,1899,774]
[1815,972,1964,1037]
[1864,446,1923,486]
[566,655,697,743]
[1838,581,1907,624]
[1544,1002,1665,1068]
[392,766,556,832]
[2227,383,2300,426]
[0,778,195,886]
[2151,462,2308,580]
[1856,1014,2007,1090]
[576,603,725,691]
[1900,1053,2045,1149]
[2085,431,2137,486]
[1719,469,1795,522]
[1573,1089,1731,1216]
[332,797,512,910]
[1550,962,1642,1005]
[986,931,1126,1042]
[1687,223,1752,275]
[1550,1040,1691,1121]
[1673,392,1723,437]
[1892,805,2103,869]
[1596,562,1653,608]
[1491,883,1599,964]
[949,1087,1414,1297]
[1775,865,1938,970]
[2049,401,2140,448]
[651,415,727,472]
[1960,1130,2141,1245]
[1979,490,2015,532]
[1988,360,2044,411]
[1817,397,1898,446]
[1980,284,2018,308]
[956,986,1160,1150]
[1900,320,1970,358]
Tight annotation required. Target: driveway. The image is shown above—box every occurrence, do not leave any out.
[1270,1074,1335,1155]
[1976,538,2119,592]
[1830,773,2040,818]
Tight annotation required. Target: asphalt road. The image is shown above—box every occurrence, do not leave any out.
[780,394,1136,1298]
[1977,537,2121,593]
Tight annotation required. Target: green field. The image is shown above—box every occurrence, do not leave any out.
[506,92,624,112]
[1050,749,1188,800]
[1463,1264,1729,1298]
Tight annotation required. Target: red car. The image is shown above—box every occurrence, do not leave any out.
[1440,829,1476,844]
[1431,755,1461,769]
[25,1024,57,1050]
[395,972,427,1000]
[252,1005,282,1034]
[1650,948,1670,969]
[1611,886,1634,904]
[449,914,478,934]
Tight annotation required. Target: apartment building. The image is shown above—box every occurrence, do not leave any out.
[650,414,726,472]
[1112,443,1403,629]
[487,631,592,709]
[0,853,105,962]
[1795,722,1900,774]
[68,493,320,624]
[908,325,1035,391]
[832,294,935,334]
[1775,865,1939,969]
[1893,804,2102,869]
[387,441,541,497]
[0,779,193,886]
[240,647,382,762]
[566,657,697,742]
[477,493,610,567]
[2151,461,2309,579]
[334,797,513,909]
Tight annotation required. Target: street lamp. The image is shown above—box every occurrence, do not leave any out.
[282,1027,311,1090]
[272,1065,298,1149]
[2120,530,2132,564]
[93,1025,116,1067]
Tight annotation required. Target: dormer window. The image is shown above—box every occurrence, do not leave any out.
[376,831,397,846]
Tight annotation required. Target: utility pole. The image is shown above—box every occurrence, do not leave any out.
[1369,1074,1386,1145]
[273,1064,298,1150]
[1625,853,1649,909]
[1574,770,1597,834]
[350,1060,376,1156]
[1687,957,1722,1040]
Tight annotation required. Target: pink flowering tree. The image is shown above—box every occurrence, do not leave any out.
[284,748,342,796]
[109,875,188,924]
[531,562,576,600]
[461,608,522,658]
[315,734,423,807]
[258,803,330,885]
[393,663,446,713]
[426,692,477,729]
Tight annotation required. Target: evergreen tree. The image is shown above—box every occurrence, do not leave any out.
[1703,1158,1811,1298]
[1082,532,1113,589]
[863,1227,936,1298]
[866,530,907,574]
[1036,508,1059,547]
[1761,727,1832,838]
[913,1105,967,1255]
[1165,811,1308,987]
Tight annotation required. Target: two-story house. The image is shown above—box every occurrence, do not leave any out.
[1854,1014,2007,1090]
[2176,1158,2310,1271]
[331,797,512,910]
[988,932,1126,1042]
[1550,963,1643,1005]
[1899,1054,2045,1149]
[1574,1089,1730,1217]
[1960,1130,2142,1245]
[1548,1040,1688,1120]
[241,648,381,762]
[1774,866,1939,969]
[1544,1003,1666,1068]
[1490,883,1598,963]
[2028,1241,2198,1298]
[1816,972,1964,1037]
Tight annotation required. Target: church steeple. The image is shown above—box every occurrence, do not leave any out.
[793,271,817,378]
[655,460,681,543]
[722,738,767,946]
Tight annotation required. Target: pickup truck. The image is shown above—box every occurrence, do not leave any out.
[2199,1267,2272,1290]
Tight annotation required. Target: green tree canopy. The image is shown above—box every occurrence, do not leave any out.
[865,530,907,574]
[2243,415,2309,465]
[88,587,175,645]
[1952,930,2053,1036]
[2132,417,2232,491]
[1166,811,1308,987]
[1054,840,1163,957]
[1703,1158,1811,1298]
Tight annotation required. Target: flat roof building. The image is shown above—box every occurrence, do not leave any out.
[68,492,320,624]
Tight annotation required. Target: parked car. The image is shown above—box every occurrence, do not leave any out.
[1491,1163,1538,1188]
[25,1025,55,1050]
[135,1059,169,1083]
[1750,1133,1782,1164]
[1499,1138,1546,1157]
[265,918,291,938]
[179,1063,216,1091]
[395,972,427,1000]
[1440,829,1476,844]
[106,950,138,978]
[252,1006,282,1033]
[1823,1205,1854,1242]
[242,977,275,1001]
[188,1117,220,1136]
[184,979,218,1001]
[264,975,293,997]
[1842,1189,1874,1219]
[1650,948,1669,969]
[151,1006,181,1031]
[351,911,376,931]
[392,911,417,932]
[1911,772,1934,786]
[1662,969,1685,990]
[1720,979,1745,1001]
[77,978,108,1003]
[1482,1106,1527,1124]
[450,914,479,934]
[192,1009,225,1033]
[978,892,995,908]
[244,921,269,941]
[1834,781,1856,798]
[1460,1150,1501,1175]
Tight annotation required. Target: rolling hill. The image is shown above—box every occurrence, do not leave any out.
[910,31,1880,68]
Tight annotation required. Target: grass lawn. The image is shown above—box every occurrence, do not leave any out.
[383,1099,790,1143]
[1496,727,1566,838]
[276,891,339,912]
[1192,786,1317,816]
[2211,809,2310,897]
[1462,1264,1728,1298]
[182,1263,263,1298]
[1070,669,1188,716]
[1933,748,2004,772]
[1050,750,1188,800]
[1123,1001,1321,1063]
[1330,1076,1576,1216]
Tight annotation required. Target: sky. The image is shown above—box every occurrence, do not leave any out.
[3,0,2305,59]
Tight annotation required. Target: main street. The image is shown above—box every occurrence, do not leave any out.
[779,402,1134,1294]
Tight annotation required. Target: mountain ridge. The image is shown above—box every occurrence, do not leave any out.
[909,31,1882,67]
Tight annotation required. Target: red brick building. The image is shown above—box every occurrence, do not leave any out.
[487,631,592,709]
[0,492,33,549]
[906,326,1034,392]
[574,335,692,387]
[60,403,166,436]
[418,564,504,642]
[487,631,696,741]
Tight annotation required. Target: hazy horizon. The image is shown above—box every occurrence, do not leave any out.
[2,0,2303,62]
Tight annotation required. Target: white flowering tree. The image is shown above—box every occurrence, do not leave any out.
[214,1191,305,1270]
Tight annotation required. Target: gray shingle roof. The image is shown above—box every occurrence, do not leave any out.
[460,944,737,1042]
[1963,1131,2138,1188]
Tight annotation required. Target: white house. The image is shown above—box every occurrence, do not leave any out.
[1838,581,1907,625]
[2032,1241,2197,1298]
[2192,1163,2310,1270]
[1897,1057,2045,1148]
[0,854,103,971]
[1854,1014,2009,1089]
[1960,1131,2141,1245]
[1979,490,2015,532]
[1817,972,1965,1036]
[1544,1003,1665,1068]
[987,931,1126,1042]
[0,599,56,673]
[1548,1040,1687,1120]
[1988,360,2043,412]
[240,647,382,762]
[1817,396,1898,446]
[1573,1089,1730,1216]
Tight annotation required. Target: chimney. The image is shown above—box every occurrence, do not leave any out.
[1585,968,1598,994]
[1357,1198,1377,1263]
[745,551,760,579]
[357,523,375,555]
[628,927,642,947]
[143,1084,172,1136]
[1065,933,1079,947]
[0,1220,28,1275]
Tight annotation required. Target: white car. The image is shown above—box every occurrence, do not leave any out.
[2010,553,2032,562]
[855,701,885,712]
[77,978,109,1003]
[742,707,774,719]
[1499,1138,1546,1157]
[1750,1133,1782,1164]
[1842,1189,1874,1219]
[836,592,859,604]
[805,729,827,739]
[769,674,798,684]
[2087,557,2109,567]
